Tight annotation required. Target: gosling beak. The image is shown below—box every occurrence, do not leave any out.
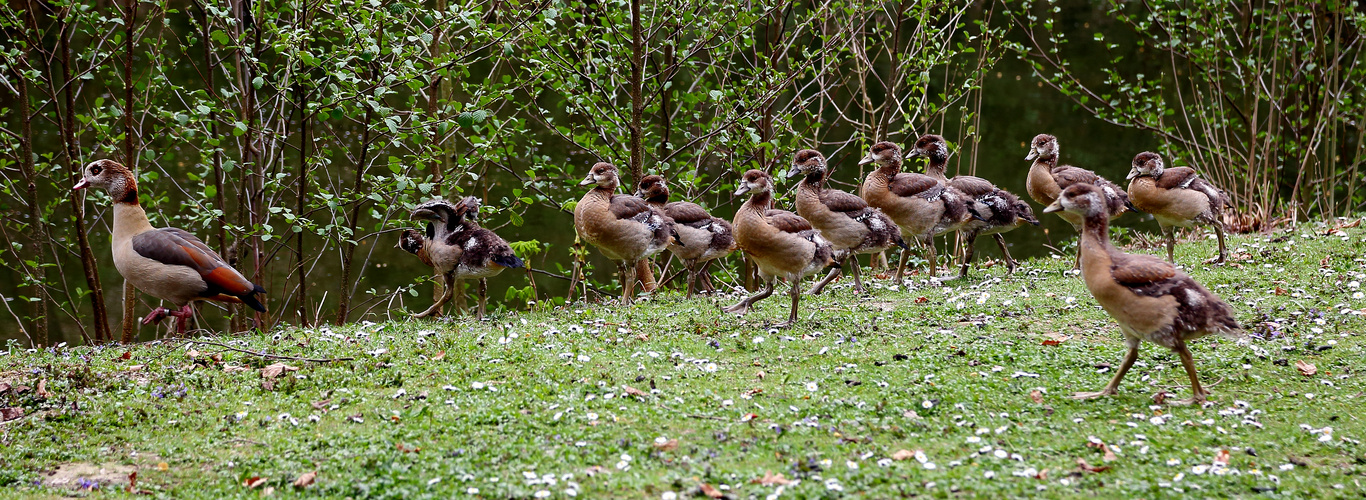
[1042,200,1063,213]
[578,174,595,186]
[734,184,751,196]
[73,179,90,190]
[785,166,802,179]
[1126,167,1140,180]
[1024,149,1039,161]
[857,154,875,166]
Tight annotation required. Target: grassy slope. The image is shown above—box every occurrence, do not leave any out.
[3,219,1365,499]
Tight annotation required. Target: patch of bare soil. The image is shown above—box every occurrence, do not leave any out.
[43,462,136,491]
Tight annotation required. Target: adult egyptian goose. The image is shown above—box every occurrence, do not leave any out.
[1126,152,1231,264]
[403,197,524,319]
[635,175,736,297]
[1044,183,1240,405]
[786,150,905,294]
[908,134,1039,278]
[725,169,838,327]
[574,163,674,304]
[858,141,974,281]
[73,159,266,334]
[1024,134,1132,268]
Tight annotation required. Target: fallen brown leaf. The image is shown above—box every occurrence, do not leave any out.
[1041,340,1062,346]
[156,462,169,471]
[652,438,678,452]
[1076,458,1110,473]
[244,476,267,489]
[891,449,916,461]
[186,349,200,359]
[432,350,446,361]
[119,351,131,361]
[0,407,23,422]
[1295,360,1317,376]
[1152,391,1171,405]
[261,363,300,379]
[36,379,50,399]
[127,365,145,372]
[311,399,332,410]
[699,483,723,498]
[622,385,648,398]
[292,471,317,488]
[752,470,792,486]
[223,365,251,373]
[1274,287,1287,296]
[1029,390,1044,404]
[1213,449,1230,466]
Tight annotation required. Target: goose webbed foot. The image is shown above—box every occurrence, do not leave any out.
[1071,389,1117,400]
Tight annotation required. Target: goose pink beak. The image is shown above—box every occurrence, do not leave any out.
[73,179,90,190]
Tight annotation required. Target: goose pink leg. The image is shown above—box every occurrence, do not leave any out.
[141,304,195,335]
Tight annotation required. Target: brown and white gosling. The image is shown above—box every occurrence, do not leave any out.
[1024,133,1133,267]
[574,163,675,305]
[1044,183,1241,405]
[635,175,736,296]
[74,160,267,335]
[726,169,839,327]
[859,141,975,281]
[786,149,905,294]
[402,197,524,319]
[1126,152,1231,264]
[908,134,1039,277]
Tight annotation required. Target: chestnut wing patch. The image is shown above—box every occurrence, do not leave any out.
[1110,253,1178,285]
[820,189,869,213]
[664,201,713,225]
[1050,166,1100,188]
[608,194,653,220]
[1156,167,1199,190]
[764,209,813,233]
[948,175,997,197]
[132,228,255,296]
[887,173,939,197]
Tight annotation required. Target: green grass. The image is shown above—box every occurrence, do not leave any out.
[3,219,1366,499]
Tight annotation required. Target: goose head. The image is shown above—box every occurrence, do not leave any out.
[786,149,827,179]
[908,134,951,162]
[859,141,902,167]
[1024,134,1059,162]
[1127,152,1165,180]
[734,169,773,196]
[634,174,669,202]
[579,162,621,190]
[1043,183,1107,218]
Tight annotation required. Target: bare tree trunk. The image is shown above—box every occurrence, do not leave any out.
[121,0,139,343]
[335,103,376,324]
[58,9,112,343]
[627,0,644,183]
[293,3,311,327]
[14,55,49,347]
[237,0,267,331]
[196,0,239,333]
